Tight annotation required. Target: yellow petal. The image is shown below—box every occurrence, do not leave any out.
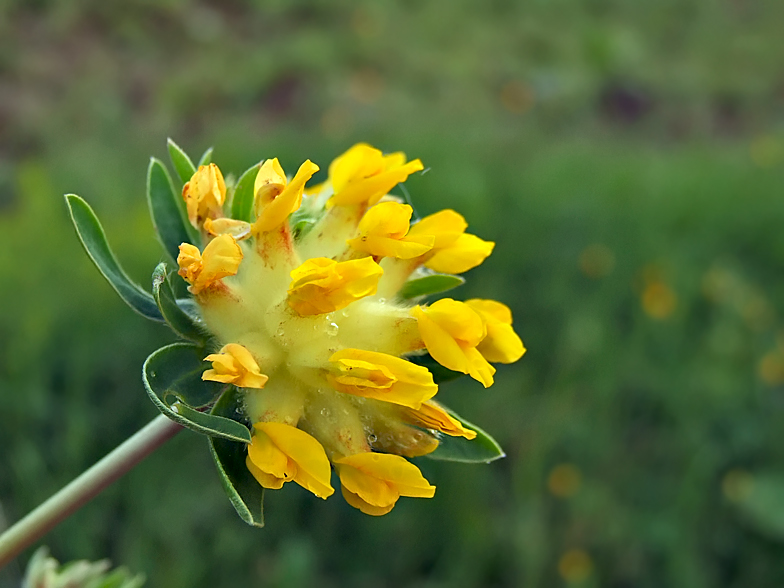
[254,158,287,200]
[331,358,397,389]
[411,301,495,387]
[338,459,399,507]
[465,299,513,324]
[403,401,477,440]
[328,143,423,207]
[328,349,438,408]
[287,257,383,316]
[254,160,319,233]
[424,233,495,274]
[347,201,435,259]
[177,243,202,284]
[335,452,435,513]
[419,299,486,345]
[178,237,244,295]
[330,160,423,207]
[182,164,226,227]
[247,425,294,480]
[246,456,286,490]
[203,217,252,240]
[407,209,467,249]
[461,344,496,388]
[328,143,384,193]
[466,299,526,364]
[340,485,395,516]
[256,422,334,499]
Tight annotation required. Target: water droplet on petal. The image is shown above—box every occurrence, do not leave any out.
[326,322,339,336]
[377,298,386,304]
[367,433,378,443]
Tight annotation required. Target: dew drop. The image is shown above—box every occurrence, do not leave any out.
[275,326,285,338]
[377,298,386,304]
[367,433,378,444]
[320,408,331,418]
[326,322,339,336]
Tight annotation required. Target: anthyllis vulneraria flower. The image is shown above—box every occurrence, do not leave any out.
[66,139,525,524]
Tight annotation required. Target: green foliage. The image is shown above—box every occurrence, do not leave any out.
[23,547,145,588]
[151,263,207,344]
[142,343,251,444]
[146,158,198,263]
[398,273,465,300]
[65,195,162,322]
[166,138,197,185]
[230,163,260,222]
[425,409,505,464]
[209,387,266,528]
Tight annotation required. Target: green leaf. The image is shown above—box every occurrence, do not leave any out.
[65,194,163,322]
[167,138,197,184]
[398,273,465,300]
[425,407,505,463]
[210,387,265,527]
[408,353,465,384]
[197,146,214,167]
[230,163,260,222]
[152,263,207,343]
[142,343,251,443]
[147,158,199,263]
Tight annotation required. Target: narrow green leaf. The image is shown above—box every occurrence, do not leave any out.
[152,263,207,343]
[210,387,264,527]
[425,408,505,463]
[407,353,465,384]
[167,137,197,184]
[146,158,199,263]
[399,273,465,300]
[142,342,252,443]
[65,194,162,322]
[197,146,214,167]
[231,163,260,222]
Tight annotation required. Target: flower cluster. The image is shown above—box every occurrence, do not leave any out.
[174,143,525,515]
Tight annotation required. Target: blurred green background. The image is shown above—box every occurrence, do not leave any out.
[2,0,784,586]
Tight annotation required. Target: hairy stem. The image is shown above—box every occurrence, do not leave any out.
[0,414,181,569]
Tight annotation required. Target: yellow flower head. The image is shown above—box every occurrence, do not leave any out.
[182,163,226,228]
[287,257,384,316]
[328,143,424,207]
[408,209,495,274]
[203,343,269,389]
[334,452,436,516]
[347,201,435,259]
[74,141,524,518]
[411,299,496,387]
[176,233,243,295]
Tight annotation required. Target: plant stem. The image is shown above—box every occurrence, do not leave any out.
[0,414,181,569]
